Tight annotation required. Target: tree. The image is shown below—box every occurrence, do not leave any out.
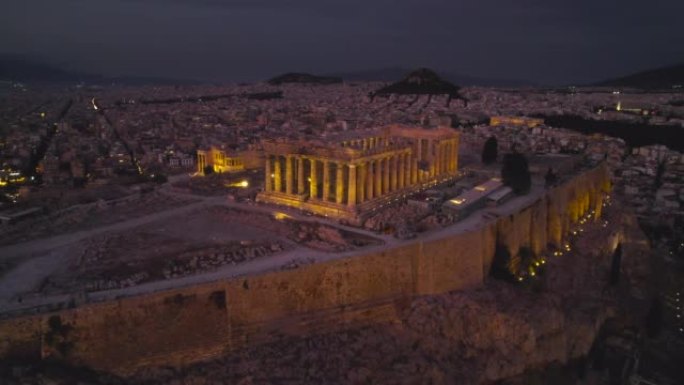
[490,243,515,282]
[544,167,558,187]
[482,136,498,164]
[501,153,531,194]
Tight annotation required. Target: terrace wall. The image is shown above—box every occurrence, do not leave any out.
[0,163,611,374]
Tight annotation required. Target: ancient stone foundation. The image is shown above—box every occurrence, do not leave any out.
[0,163,611,375]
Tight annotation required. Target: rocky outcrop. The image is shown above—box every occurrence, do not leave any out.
[0,163,618,379]
[0,204,632,384]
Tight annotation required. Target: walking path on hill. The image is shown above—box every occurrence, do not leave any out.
[0,180,552,316]
[0,198,216,261]
[0,186,389,315]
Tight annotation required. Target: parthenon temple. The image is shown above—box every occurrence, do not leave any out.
[256,125,460,223]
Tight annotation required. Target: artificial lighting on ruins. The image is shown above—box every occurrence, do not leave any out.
[273,212,291,221]
[257,125,459,224]
[226,180,250,188]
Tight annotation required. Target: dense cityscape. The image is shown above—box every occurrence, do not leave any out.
[1,0,684,384]
[0,69,682,384]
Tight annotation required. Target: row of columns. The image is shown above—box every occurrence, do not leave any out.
[264,143,457,207]
[433,138,458,176]
[197,153,207,173]
[341,137,392,150]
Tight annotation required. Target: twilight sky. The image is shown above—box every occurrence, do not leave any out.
[1,0,683,85]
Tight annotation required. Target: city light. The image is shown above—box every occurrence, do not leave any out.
[273,212,291,221]
[0,10,677,383]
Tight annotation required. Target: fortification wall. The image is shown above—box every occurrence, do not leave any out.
[0,233,486,374]
[0,164,611,374]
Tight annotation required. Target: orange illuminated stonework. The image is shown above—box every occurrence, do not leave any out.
[489,116,544,128]
[256,125,460,224]
[197,147,245,174]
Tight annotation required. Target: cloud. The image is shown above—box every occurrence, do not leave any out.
[1,0,682,83]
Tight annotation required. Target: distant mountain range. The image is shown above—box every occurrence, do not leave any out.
[329,67,533,87]
[267,72,342,85]
[0,54,198,86]
[596,62,684,89]
[371,68,462,97]
[5,53,683,89]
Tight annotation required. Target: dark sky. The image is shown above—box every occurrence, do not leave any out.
[1,0,683,84]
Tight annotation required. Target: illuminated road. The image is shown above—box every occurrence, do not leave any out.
[91,98,143,175]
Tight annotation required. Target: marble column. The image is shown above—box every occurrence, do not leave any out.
[439,142,448,174]
[322,160,330,201]
[348,164,357,207]
[434,143,441,176]
[358,162,366,204]
[336,163,345,204]
[390,155,398,191]
[451,139,458,172]
[374,158,382,197]
[309,159,318,199]
[444,142,450,173]
[429,146,436,177]
[366,160,374,200]
[404,153,411,186]
[264,155,272,192]
[398,153,405,189]
[440,142,446,175]
[297,157,305,194]
[274,156,282,192]
[383,157,390,194]
[412,157,419,184]
[285,155,293,195]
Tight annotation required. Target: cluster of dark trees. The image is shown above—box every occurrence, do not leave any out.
[481,136,531,194]
[501,153,532,194]
[482,136,498,164]
[540,114,684,153]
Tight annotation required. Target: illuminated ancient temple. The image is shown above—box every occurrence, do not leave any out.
[257,125,459,223]
[197,147,245,174]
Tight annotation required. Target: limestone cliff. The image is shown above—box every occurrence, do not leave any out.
[0,163,618,378]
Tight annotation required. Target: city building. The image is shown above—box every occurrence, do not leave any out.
[257,125,460,223]
[490,116,544,128]
[442,178,505,220]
